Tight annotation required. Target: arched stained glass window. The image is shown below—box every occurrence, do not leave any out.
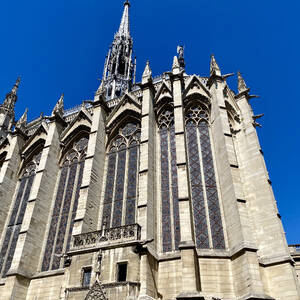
[158,109,180,252]
[185,103,225,250]
[0,147,43,277]
[101,122,140,228]
[41,136,88,271]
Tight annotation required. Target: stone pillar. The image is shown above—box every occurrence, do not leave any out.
[2,117,64,300]
[72,101,107,235]
[0,132,25,236]
[137,62,157,299]
[171,60,200,295]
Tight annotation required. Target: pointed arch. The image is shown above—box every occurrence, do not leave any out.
[183,75,211,100]
[106,93,141,135]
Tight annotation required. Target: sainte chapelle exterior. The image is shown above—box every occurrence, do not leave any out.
[0,1,299,299]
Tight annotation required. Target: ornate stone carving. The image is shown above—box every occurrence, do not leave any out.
[84,280,107,300]
[71,224,141,251]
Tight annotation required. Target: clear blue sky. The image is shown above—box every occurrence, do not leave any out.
[0,0,299,243]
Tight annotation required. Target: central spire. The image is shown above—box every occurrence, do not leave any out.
[99,1,135,101]
[117,1,130,37]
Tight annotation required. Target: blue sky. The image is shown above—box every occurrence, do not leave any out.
[0,0,299,243]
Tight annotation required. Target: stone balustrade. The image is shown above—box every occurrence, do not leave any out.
[289,244,300,255]
[70,224,141,251]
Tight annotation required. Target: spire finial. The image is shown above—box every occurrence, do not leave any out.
[12,77,21,95]
[117,0,130,37]
[52,93,64,117]
[237,71,248,93]
[210,54,221,76]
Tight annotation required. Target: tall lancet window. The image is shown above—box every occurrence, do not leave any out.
[0,146,43,277]
[185,102,225,250]
[41,136,88,271]
[158,109,181,252]
[101,122,140,228]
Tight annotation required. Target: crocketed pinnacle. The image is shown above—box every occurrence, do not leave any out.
[16,108,28,129]
[237,71,248,93]
[2,77,21,110]
[52,93,64,117]
[117,0,130,37]
[143,60,152,78]
[11,77,21,95]
[210,55,221,76]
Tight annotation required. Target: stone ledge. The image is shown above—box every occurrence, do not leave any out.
[176,292,205,300]
[259,254,293,267]
[237,293,274,300]
[32,268,65,279]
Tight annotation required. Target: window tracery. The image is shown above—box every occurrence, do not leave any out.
[0,148,43,277]
[102,122,140,229]
[158,108,180,252]
[185,102,225,250]
[42,136,89,271]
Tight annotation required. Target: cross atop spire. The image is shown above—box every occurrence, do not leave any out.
[117,0,130,37]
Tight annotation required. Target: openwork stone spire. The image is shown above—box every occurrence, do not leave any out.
[100,1,134,101]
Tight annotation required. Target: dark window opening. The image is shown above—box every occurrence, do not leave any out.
[82,267,92,287]
[117,262,127,282]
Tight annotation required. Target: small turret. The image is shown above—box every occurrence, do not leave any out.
[0,77,21,140]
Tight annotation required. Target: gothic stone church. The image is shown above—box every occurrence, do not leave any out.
[0,2,299,300]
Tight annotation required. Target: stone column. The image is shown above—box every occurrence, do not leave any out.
[2,117,64,300]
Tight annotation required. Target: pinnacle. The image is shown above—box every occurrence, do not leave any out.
[16,108,28,129]
[172,56,180,70]
[142,60,152,78]
[118,0,130,37]
[210,54,221,76]
[237,71,248,93]
[52,93,64,117]
[11,77,21,95]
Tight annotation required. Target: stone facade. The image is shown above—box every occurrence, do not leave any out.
[0,2,299,300]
